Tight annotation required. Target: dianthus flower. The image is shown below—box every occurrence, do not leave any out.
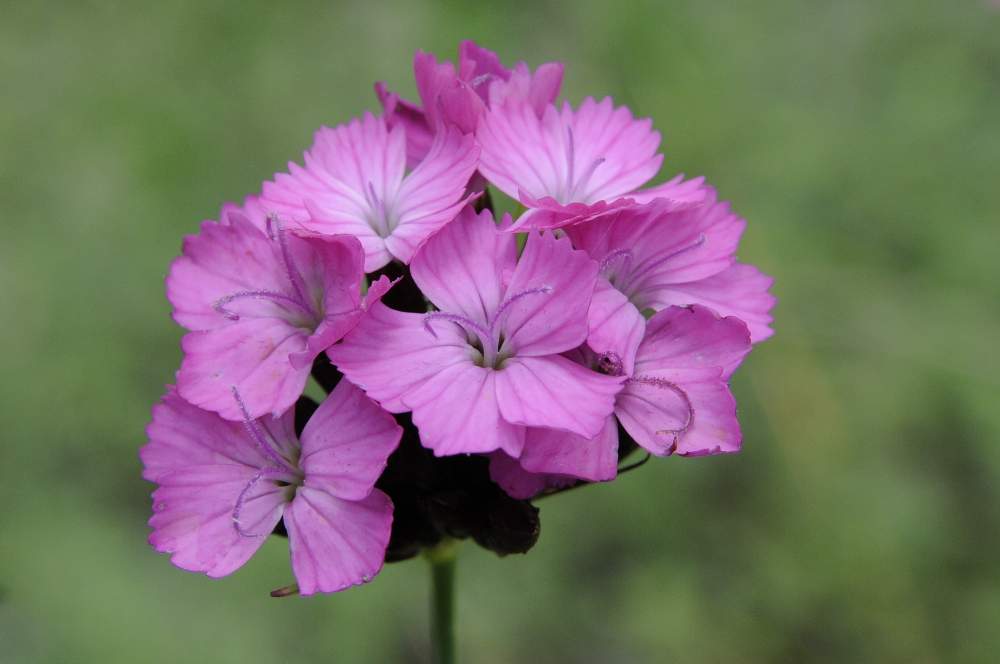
[376,40,563,166]
[477,96,708,230]
[141,380,401,594]
[329,206,624,457]
[168,211,386,420]
[568,195,776,364]
[491,304,752,498]
[261,113,479,272]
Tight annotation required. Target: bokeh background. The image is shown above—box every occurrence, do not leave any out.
[3,1,999,662]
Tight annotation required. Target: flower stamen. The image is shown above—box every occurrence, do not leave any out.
[627,375,695,454]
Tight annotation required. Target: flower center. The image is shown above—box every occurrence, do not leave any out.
[557,127,606,204]
[423,286,552,368]
[364,181,399,239]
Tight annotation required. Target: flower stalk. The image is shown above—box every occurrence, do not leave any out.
[426,538,459,664]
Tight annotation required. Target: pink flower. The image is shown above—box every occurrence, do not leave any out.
[329,206,624,457]
[567,196,776,355]
[168,211,387,420]
[492,305,751,499]
[141,379,401,595]
[376,40,563,165]
[477,96,707,230]
[260,112,479,272]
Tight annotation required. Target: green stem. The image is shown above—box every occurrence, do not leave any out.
[425,539,459,664]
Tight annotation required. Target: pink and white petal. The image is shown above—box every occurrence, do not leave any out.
[627,174,709,206]
[488,452,572,500]
[500,231,597,356]
[616,371,742,456]
[285,487,393,595]
[490,61,564,116]
[495,355,623,439]
[305,199,392,272]
[477,100,564,201]
[177,320,310,421]
[520,417,619,483]
[141,387,282,481]
[410,206,516,326]
[328,302,470,412]
[218,195,271,231]
[149,464,286,578]
[637,305,752,380]
[646,263,776,343]
[586,277,646,377]
[404,362,525,457]
[167,215,291,331]
[385,128,480,265]
[299,380,402,501]
[561,97,662,204]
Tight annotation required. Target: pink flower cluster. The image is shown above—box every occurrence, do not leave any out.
[142,41,774,596]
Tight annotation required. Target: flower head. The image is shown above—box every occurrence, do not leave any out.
[168,211,385,420]
[376,40,563,165]
[329,206,624,457]
[261,112,479,272]
[477,96,707,230]
[141,380,401,594]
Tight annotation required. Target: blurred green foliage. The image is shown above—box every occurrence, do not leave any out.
[2,1,999,662]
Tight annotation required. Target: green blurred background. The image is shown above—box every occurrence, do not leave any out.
[3,1,999,662]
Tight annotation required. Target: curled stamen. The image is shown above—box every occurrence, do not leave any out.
[232,468,290,538]
[231,386,296,473]
[364,182,393,237]
[214,289,313,321]
[423,311,493,345]
[568,157,606,201]
[467,73,495,90]
[627,376,695,451]
[489,286,553,331]
[599,248,634,274]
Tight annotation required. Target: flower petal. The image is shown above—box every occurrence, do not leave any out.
[149,464,286,578]
[285,487,393,595]
[637,304,752,380]
[328,301,470,412]
[647,263,776,343]
[499,231,597,356]
[586,277,646,377]
[177,318,309,421]
[141,387,294,482]
[299,380,402,501]
[495,355,623,439]
[404,362,525,457]
[520,416,619,482]
[488,452,572,500]
[383,127,481,265]
[410,206,516,327]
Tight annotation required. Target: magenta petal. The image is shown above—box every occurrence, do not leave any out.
[617,371,742,456]
[639,304,752,379]
[495,355,623,439]
[499,231,598,356]
[410,206,516,327]
[328,301,470,412]
[405,362,525,457]
[285,487,393,595]
[167,215,292,332]
[627,173,709,206]
[520,417,619,482]
[177,319,309,421]
[586,277,646,376]
[141,387,293,482]
[649,263,776,343]
[488,452,573,500]
[299,380,402,501]
[375,81,434,167]
[149,464,286,578]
